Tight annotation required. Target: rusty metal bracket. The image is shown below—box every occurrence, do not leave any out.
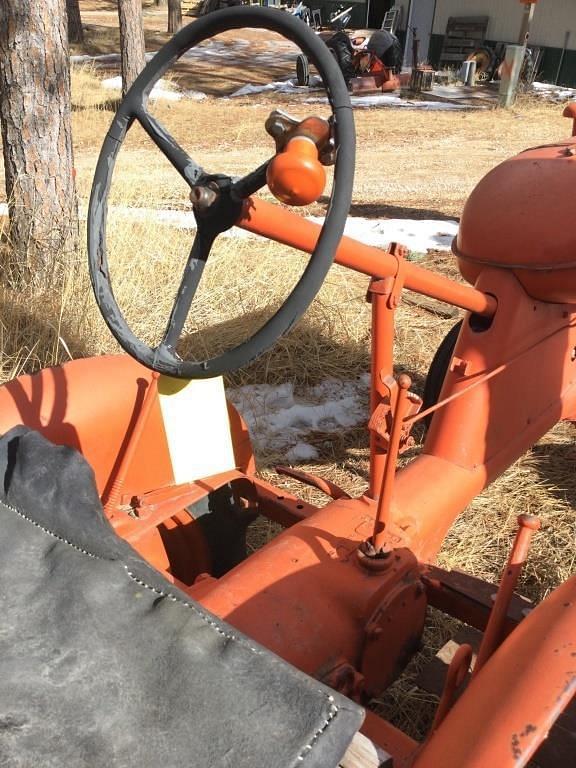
[264,109,334,164]
[429,643,473,733]
[366,242,410,310]
[317,657,365,702]
[387,242,409,309]
[368,374,422,454]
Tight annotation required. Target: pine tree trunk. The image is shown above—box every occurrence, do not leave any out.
[117,0,146,97]
[0,0,79,288]
[66,0,84,44]
[168,0,182,34]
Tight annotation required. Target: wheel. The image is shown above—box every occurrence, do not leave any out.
[467,46,496,82]
[422,321,462,428]
[326,31,356,84]
[296,53,309,86]
[88,7,355,380]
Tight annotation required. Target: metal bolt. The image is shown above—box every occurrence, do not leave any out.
[189,185,218,210]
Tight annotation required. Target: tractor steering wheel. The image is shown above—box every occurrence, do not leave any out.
[88,8,355,379]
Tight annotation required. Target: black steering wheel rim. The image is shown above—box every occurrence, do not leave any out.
[88,7,355,379]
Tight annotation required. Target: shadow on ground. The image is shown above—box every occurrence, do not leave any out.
[318,196,460,222]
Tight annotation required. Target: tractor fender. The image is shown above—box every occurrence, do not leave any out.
[413,574,576,767]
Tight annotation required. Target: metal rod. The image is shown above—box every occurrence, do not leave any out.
[430,643,473,733]
[372,374,411,550]
[104,372,160,516]
[472,513,541,677]
[237,197,498,318]
[368,282,395,499]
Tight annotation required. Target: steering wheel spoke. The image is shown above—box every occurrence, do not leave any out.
[160,228,215,352]
[232,160,270,200]
[136,107,204,187]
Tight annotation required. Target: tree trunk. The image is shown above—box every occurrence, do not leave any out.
[0,0,79,288]
[117,0,146,97]
[66,0,84,44]
[155,0,167,6]
[168,0,182,34]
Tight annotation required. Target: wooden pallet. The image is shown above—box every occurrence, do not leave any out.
[439,16,489,69]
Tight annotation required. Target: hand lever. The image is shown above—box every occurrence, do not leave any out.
[265,113,331,206]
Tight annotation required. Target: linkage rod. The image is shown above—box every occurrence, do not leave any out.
[237,197,497,318]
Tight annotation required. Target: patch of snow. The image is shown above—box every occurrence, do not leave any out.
[71,51,156,65]
[110,207,458,252]
[180,39,257,61]
[227,378,368,460]
[102,75,125,90]
[100,76,206,102]
[531,81,576,102]
[228,78,486,108]
[72,52,121,65]
[0,202,458,254]
[310,216,459,253]
[308,93,486,110]
[229,77,320,98]
[286,442,319,462]
[183,90,207,101]
[105,205,253,237]
[81,38,296,70]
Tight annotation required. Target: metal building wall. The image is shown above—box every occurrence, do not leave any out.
[431,0,575,50]
[394,0,412,30]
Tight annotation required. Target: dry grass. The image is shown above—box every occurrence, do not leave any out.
[0,17,574,743]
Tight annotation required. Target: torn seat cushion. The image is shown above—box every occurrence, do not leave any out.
[0,427,363,768]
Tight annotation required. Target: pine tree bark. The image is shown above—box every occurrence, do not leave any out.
[168,0,182,34]
[117,0,146,97]
[66,0,84,44]
[0,0,79,287]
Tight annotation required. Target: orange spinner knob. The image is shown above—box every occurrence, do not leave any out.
[266,136,326,206]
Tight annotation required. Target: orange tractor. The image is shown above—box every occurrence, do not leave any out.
[296,30,403,93]
[0,8,574,767]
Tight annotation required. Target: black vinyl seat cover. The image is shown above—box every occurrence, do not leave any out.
[0,427,363,767]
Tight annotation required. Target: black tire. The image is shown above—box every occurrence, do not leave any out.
[384,38,403,74]
[326,31,355,84]
[422,321,462,428]
[296,53,309,86]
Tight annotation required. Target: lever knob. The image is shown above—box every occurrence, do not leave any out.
[266,136,326,206]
